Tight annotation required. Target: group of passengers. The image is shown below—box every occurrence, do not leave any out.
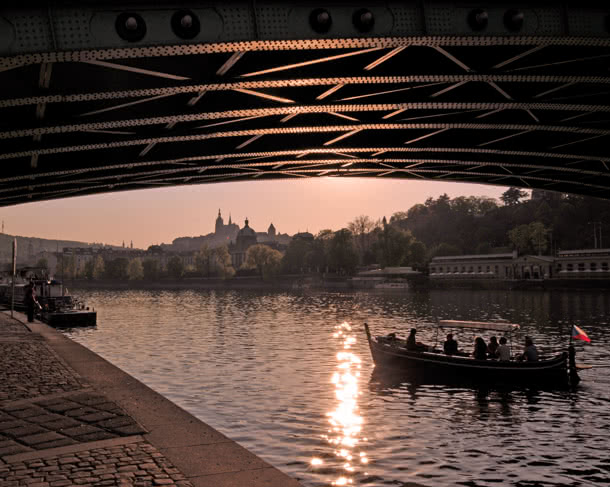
[406,328,538,361]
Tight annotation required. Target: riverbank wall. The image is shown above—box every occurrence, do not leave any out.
[0,310,302,487]
[67,275,610,292]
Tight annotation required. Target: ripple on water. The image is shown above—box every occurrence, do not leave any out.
[65,289,610,487]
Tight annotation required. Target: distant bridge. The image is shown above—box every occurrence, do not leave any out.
[1,1,610,206]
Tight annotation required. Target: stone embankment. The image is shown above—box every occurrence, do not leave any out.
[0,311,301,487]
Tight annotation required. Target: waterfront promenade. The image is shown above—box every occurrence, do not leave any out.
[0,312,302,487]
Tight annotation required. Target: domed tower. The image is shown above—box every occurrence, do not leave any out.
[230,218,258,268]
[268,223,276,238]
[215,209,224,234]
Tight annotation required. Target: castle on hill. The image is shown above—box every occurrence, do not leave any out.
[166,209,290,253]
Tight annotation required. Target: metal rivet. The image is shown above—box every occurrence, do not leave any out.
[310,8,332,34]
[353,8,375,32]
[468,9,488,31]
[504,9,524,32]
[115,12,146,42]
[172,10,200,39]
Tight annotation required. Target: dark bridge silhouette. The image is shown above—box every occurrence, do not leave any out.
[1,1,610,206]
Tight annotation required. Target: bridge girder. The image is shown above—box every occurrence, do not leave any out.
[1,1,610,205]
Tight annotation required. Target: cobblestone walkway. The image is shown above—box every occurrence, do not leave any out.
[0,440,191,487]
[0,313,194,487]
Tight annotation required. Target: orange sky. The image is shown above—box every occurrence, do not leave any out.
[0,179,508,249]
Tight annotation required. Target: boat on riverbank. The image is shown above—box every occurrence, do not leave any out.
[364,321,578,386]
[0,268,96,327]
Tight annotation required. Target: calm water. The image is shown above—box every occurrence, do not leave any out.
[64,289,610,487]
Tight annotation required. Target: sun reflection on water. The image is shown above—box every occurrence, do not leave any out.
[312,321,368,486]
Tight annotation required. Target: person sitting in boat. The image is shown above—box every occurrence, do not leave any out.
[487,336,499,359]
[443,333,458,355]
[473,336,487,360]
[519,336,539,362]
[406,328,429,352]
[497,336,511,361]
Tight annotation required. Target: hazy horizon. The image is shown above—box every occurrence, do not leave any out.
[0,179,509,249]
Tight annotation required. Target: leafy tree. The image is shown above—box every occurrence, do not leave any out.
[127,258,144,280]
[529,222,549,255]
[167,256,184,279]
[508,222,549,254]
[195,244,214,277]
[408,240,427,268]
[84,260,95,280]
[92,255,105,279]
[105,258,129,280]
[500,187,528,206]
[58,254,77,279]
[508,224,531,253]
[348,215,376,263]
[213,246,235,279]
[142,259,160,280]
[282,238,313,273]
[245,244,283,279]
[373,225,414,267]
[327,229,358,274]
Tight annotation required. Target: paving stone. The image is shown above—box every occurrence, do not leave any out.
[35,438,78,450]
[0,420,27,432]
[64,407,98,418]
[79,411,116,423]
[44,401,82,414]
[6,407,45,419]
[27,414,64,424]
[96,416,135,429]
[20,431,65,446]
[69,394,111,407]
[0,441,32,456]
[60,424,103,437]
[44,417,81,430]
[4,424,50,439]
[74,431,116,443]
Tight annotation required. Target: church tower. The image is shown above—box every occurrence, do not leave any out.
[215,209,224,234]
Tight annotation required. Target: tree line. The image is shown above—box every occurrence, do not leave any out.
[49,189,610,280]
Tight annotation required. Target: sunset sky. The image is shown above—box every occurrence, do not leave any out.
[0,179,508,249]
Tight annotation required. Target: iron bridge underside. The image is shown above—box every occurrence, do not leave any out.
[1,1,610,206]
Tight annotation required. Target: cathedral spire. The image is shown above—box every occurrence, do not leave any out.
[229,213,232,225]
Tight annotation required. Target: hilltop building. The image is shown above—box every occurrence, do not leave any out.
[229,219,258,269]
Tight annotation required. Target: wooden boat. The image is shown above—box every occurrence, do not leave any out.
[364,321,578,386]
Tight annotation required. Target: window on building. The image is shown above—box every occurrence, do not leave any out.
[486,266,490,272]
[477,266,482,273]
[461,266,466,273]
[602,262,609,271]
[567,263,573,271]
[454,267,458,273]
[590,262,597,271]
[439,267,443,273]
[495,265,499,274]
[431,267,436,273]
[578,262,585,271]
[557,263,562,271]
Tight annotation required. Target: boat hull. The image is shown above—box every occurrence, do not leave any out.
[41,310,97,328]
[365,325,570,385]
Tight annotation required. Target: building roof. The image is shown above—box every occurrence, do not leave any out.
[237,219,256,237]
[432,253,515,261]
[558,248,610,256]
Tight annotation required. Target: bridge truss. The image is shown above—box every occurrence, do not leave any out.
[1,1,610,205]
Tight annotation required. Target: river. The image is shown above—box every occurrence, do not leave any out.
[64,288,610,487]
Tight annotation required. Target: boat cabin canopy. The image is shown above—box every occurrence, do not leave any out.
[438,320,520,333]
